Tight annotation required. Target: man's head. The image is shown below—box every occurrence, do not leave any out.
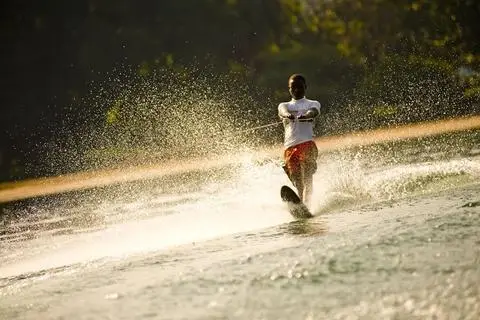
[288,74,306,100]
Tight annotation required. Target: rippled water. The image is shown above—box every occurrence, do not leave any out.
[1,131,479,319]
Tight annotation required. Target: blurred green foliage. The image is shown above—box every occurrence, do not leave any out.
[1,0,479,181]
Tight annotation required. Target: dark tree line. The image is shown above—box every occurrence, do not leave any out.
[1,0,479,182]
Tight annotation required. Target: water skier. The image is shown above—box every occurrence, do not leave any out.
[278,74,320,206]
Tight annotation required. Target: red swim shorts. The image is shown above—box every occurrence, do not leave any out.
[283,140,318,178]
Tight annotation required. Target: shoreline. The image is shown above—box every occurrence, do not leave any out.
[1,115,479,204]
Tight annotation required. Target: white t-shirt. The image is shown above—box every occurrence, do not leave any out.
[278,97,321,148]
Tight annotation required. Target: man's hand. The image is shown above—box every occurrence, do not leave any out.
[297,108,319,120]
[283,113,295,120]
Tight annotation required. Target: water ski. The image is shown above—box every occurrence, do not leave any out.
[280,185,314,219]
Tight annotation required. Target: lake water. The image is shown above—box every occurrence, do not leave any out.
[1,130,479,319]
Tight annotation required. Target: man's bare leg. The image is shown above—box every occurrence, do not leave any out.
[291,168,304,202]
[303,174,313,206]
[294,166,307,203]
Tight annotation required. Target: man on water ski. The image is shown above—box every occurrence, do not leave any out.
[278,74,320,206]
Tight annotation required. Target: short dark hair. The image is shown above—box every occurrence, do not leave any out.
[288,74,306,85]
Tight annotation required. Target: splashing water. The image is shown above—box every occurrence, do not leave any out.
[2,62,480,320]
[36,67,276,178]
[1,128,479,279]
[1,65,479,286]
